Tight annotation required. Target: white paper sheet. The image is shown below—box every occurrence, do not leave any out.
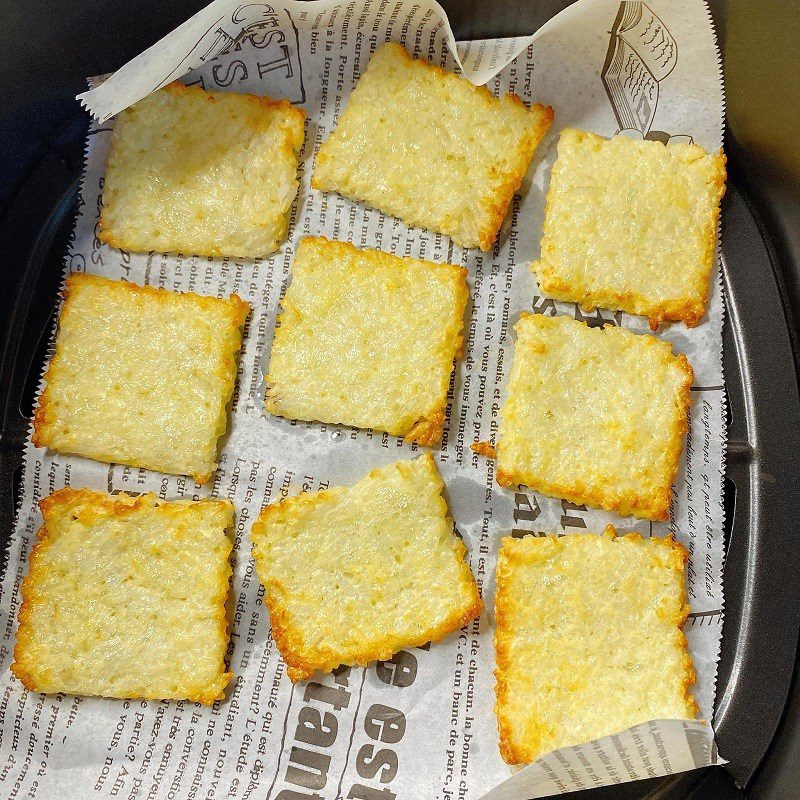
[0,1,727,798]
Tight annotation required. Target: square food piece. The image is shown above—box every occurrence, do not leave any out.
[533,129,726,328]
[312,43,553,251]
[496,313,693,520]
[12,489,233,704]
[265,237,468,445]
[494,528,697,765]
[33,273,249,483]
[99,82,306,258]
[250,453,482,681]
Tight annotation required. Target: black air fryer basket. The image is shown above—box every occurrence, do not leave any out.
[1,1,798,798]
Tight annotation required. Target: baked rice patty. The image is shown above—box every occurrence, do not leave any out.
[494,529,697,764]
[33,273,249,483]
[265,236,468,445]
[12,489,233,704]
[494,312,693,520]
[532,128,726,328]
[313,42,553,251]
[250,453,482,682]
[99,82,306,258]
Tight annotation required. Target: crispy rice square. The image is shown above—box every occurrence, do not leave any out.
[250,453,482,682]
[312,42,553,251]
[98,82,306,258]
[265,237,468,445]
[12,489,233,704]
[494,529,697,764]
[33,273,249,483]
[495,313,693,520]
[532,128,726,328]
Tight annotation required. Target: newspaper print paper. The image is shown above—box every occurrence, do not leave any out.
[0,1,727,798]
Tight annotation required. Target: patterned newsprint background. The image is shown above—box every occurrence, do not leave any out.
[0,1,725,798]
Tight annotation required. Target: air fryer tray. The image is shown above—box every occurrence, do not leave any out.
[1,3,800,799]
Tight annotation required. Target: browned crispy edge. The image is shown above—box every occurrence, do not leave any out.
[476,100,554,251]
[404,262,469,445]
[470,441,496,459]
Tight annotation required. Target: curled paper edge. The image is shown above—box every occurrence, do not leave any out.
[76,0,607,122]
[479,719,724,800]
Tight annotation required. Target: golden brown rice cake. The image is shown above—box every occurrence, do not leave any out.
[99,82,306,258]
[533,128,726,328]
[265,237,468,445]
[33,273,249,483]
[12,489,233,704]
[250,453,482,682]
[494,528,697,764]
[495,313,693,520]
[312,43,553,251]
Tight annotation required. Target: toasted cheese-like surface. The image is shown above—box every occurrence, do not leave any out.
[533,129,726,328]
[312,43,553,251]
[265,237,468,445]
[495,529,697,765]
[12,489,233,704]
[33,273,249,483]
[250,453,482,682]
[99,82,306,258]
[496,313,693,520]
